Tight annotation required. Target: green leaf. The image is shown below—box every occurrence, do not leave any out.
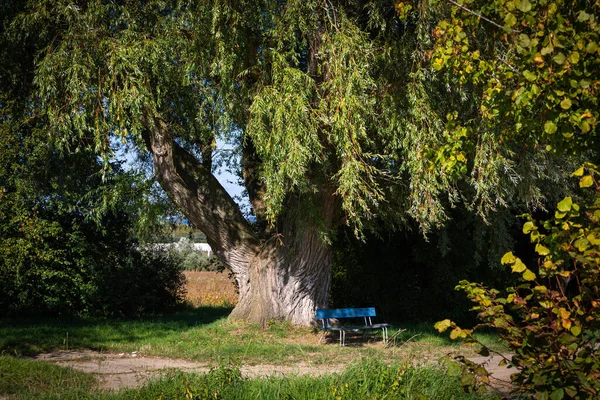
[504,13,517,27]
[553,53,566,65]
[523,269,536,281]
[578,11,590,22]
[477,346,490,357]
[570,326,581,336]
[517,0,532,12]
[560,98,572,110]
[550,388,565,400]
[544,121,557,134]
[523,70,536,82]
[446,361,462,377]
[580,175,593,188]
[557,197,573,212]
[569,52,580,64]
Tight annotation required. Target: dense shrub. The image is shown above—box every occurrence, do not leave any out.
[0,132,185,318]
[436,164,600,399]
[0,209,186,318]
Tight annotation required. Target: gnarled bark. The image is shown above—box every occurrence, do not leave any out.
[230,225,333,326]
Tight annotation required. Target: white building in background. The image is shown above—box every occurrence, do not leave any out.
[193,243,213,257]
[149,239,213,257]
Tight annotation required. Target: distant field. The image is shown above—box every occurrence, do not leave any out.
[184,270,238,308]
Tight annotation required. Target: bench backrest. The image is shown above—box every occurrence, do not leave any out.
[316,307,376,320]
[316,307,376,329]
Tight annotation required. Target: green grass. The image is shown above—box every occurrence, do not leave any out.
[0,356,494,399]
[0,355,97,399]
[0,307,506,366]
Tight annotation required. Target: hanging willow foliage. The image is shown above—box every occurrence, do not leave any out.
[6,0,595,236]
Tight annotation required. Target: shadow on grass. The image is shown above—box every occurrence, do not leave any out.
[0,305,233,356]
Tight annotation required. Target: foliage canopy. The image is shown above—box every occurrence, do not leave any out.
[6,0,592,235]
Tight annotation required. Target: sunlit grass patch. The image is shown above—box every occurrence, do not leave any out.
[0,355,97,399]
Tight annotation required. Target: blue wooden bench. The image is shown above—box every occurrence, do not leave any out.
[315,307,391,346]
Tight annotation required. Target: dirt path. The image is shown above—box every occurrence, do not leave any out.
[33,351,347,391]
[32,350,514,393]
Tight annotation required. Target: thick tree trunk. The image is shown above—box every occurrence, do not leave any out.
[229,228,332,326]
[142,115,336,326]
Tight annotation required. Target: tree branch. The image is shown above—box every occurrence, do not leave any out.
[141,114,259,273]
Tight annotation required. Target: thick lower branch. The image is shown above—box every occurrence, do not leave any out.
[142,115,258,275]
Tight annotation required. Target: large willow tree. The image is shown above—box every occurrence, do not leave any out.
[4,0,597,324]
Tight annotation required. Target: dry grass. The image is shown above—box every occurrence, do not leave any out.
[184,271,238,308]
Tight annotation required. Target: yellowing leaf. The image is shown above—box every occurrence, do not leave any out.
[512,259,527,273]
[562,319,572,330]
[501,252,516,265]
[587,233,600,245]
[544,121,557,134]
[434,319,452,332]
[523,269,536,281]
[540,300,553,308]
[523,221,535,234]
[557,197,573,212]
[535,243,550,256]
[449,327,462,340]
[571,326,582,336]
[559,308,571,320]
[560,98,572,109]
[580,175,593,188]
[571,167,585,177]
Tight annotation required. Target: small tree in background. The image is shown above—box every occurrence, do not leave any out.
[436,164,600,399]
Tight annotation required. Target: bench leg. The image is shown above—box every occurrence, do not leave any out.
[339,330,346,346]
[382,327,388,344]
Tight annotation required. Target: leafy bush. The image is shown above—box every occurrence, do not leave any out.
[436,163,600,399]
[0,209,186,318]
[88,248,186,317]
[0,130,186,318]
[176,238,215,271]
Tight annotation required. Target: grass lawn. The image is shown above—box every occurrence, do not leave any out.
[0,306,505,367]
[0,272,505,399]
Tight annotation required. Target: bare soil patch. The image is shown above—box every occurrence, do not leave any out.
[32,350,347,391]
